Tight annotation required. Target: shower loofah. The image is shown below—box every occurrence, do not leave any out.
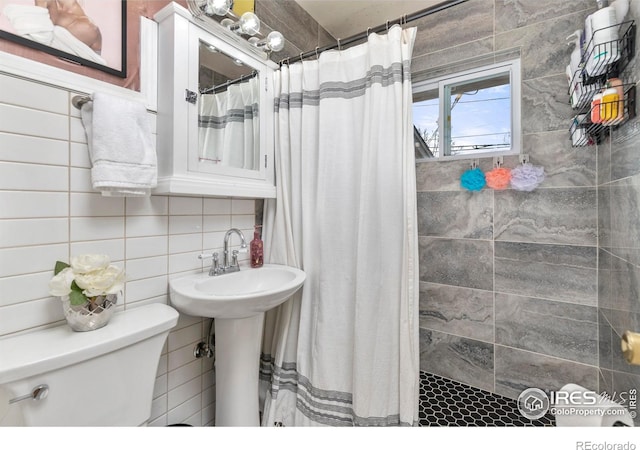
[485,167,512,190]
[460,167,486,191]
[510,163,545,192]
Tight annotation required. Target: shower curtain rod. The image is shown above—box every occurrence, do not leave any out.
[279,0,469,66]
[201,70,258,94]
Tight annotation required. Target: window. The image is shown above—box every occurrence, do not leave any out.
[412,59,521,161]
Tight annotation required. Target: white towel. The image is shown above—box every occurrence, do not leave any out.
[80,92,157,197]
[3,5,54,44]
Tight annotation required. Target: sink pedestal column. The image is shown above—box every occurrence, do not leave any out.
[214,312,265,426]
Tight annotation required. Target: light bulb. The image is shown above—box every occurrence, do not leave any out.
[205,0,231,16]
[265,31,284,52]
[238,12,260,36]
[224,11,261,36]
[250,31,285,53]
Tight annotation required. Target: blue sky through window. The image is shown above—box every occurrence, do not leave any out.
[413,82,511,158]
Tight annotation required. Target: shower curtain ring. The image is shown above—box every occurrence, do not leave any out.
[367,27,371,37]
[386,20,390,31]
[315,46,319,59]
[337,38,341,50]
[300,52,304,62]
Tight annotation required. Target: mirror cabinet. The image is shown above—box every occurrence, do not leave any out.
[154,3,277,198]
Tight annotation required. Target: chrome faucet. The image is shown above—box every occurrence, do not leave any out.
[223,228,248,273]
[198,228,248,276]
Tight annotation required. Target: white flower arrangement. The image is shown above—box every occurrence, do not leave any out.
[49,254,125,308]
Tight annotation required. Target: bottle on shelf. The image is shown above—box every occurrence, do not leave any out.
[567,30,584,108]
[601,86,620,122]
[591,92,603,123]
[571,114,589,146]
[250,225,263,268]
[585,0,621,77]
[611,0,629,23]
[604,77,625,124]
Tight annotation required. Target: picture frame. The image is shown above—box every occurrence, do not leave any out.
[0,0,126,78]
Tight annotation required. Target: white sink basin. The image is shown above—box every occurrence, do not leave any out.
[169,263,305,425]
[169,264,305,319]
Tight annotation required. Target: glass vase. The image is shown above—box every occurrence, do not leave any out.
[61,294,117,332]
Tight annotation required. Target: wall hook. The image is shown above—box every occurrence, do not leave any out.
[520,153,530,165]
[493,155,504,168]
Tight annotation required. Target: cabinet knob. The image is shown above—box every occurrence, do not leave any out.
[621,331,640,365]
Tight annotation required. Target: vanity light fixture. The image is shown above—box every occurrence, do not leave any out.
[192,0,285,53]
[249,31,285,53]
[221,12,261,36]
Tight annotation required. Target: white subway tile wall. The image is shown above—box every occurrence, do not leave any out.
[0,73,257,426]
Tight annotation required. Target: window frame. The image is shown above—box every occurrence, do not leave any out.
[412,58,522,162]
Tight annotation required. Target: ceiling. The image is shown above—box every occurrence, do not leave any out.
[294,0,445,39]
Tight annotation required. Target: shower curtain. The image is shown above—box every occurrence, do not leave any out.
[198,76,259,170]
[260,25,419,426]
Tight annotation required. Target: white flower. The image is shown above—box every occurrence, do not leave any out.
[50,255,126,304]
[70,254,110,274]
[48,267,75,296]
[75,264,125,297]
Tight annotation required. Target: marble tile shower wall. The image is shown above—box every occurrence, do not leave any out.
[597,0,640,420]
[413,0,602,398]
[0,73,258,426]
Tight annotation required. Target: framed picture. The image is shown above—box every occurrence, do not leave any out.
[0,0,126,77]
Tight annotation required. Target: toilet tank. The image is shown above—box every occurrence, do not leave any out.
[0,303,178,426]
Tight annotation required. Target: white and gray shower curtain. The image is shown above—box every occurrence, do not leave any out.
[198,76,259,170]
[259,25,420,427]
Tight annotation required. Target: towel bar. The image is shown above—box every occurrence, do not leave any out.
[71,95,91,110]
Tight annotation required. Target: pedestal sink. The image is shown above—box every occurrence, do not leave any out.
[169,264,305,426]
